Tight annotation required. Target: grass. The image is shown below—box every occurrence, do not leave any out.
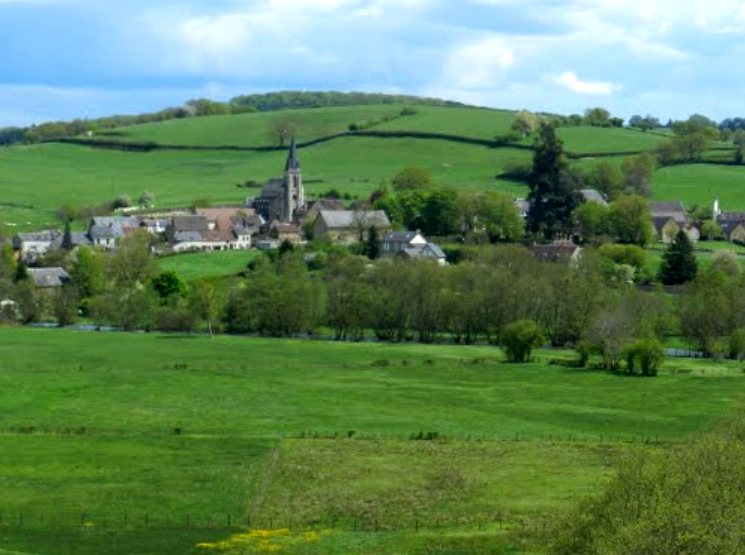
[653,164,745,210]
[646,241,745,275]
[157,250,259,281]
[0,139,532,227]
[552,127,667,154]
[376,106,516,140]
[99,105,404,148]
[0,328,743,554]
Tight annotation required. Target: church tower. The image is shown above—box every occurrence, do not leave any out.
[283,138,305,221]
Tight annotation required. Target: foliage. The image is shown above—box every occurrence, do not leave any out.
[625,337,664,376]
[574,202,610,241]
[621,153,656,196]
[391,166,434,192]
[658,229,698,285]
[151,271,186,303]
[551,420,745,554]
[729,328,745,360]
[365,225,381,260]
[609,195,652,246]
[501,320,544,363]
[526,123,577,239]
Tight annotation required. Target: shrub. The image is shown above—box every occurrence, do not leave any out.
[625,338,664,376]
[501,320,544,363]
[729,328,745,360]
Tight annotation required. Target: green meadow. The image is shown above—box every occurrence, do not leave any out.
[0,328,744,554]
[157,250,258,282]
[99,105,404,148]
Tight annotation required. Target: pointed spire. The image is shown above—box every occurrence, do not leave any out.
[285,137,300,172]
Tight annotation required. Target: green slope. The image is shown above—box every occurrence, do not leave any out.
[94,105,404,148]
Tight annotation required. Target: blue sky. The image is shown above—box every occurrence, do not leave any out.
[2,0,745,126]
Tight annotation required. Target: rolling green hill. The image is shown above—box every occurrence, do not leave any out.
[2,100,745,231]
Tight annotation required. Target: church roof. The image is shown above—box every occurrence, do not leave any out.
[285,138,300,171]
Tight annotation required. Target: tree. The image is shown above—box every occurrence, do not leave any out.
[391,166,433,192]
[734,128,745,147]
[701,220,722,241]
[61,221,74,252]
[52,287,78,327]
[584,107,612,127]
[188,280,219,337]
[420,187,459,237]
[365,226,381,260]
[609,195,653,246]
[509,110,540,139]
[736,147,744,165]
[621,153,655,196]
[477,191,524,242]
[70,247,104,300]
[658,229,697,285]
[587,161,623,199]
[272,117,299,147]
[501,320,544,363]
[526,123,577,239]
[138,191,155,208]
[574,202,610,241]
[625,338,664,376]
[106,231,156,288]
[151,271,186,304]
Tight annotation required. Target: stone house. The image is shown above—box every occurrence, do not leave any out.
[312,210,391,244]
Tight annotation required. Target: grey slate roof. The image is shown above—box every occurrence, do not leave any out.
[16,231,56,242]
[650,201,687,222]
[529,245,581,262]
[173,231,207,243]
[89,225,120,240]
[27,267,71,288]
[317,210,390,229]
[719,211,745,222]
[383,231,423,243]
[579,189,608,207]
[51,232,92,249]
[170,216,210,232]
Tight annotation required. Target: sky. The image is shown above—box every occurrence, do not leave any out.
[2,0,745,126]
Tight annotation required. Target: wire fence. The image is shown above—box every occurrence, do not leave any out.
[0,510,543,535]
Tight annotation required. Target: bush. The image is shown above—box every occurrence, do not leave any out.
[729,328,745,360]
[625,338,664,376]
[501,320,544,363]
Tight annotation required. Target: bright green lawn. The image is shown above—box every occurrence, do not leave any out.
[99,105,403,148]
[553,127,665,154]
[654,164,745,210]
[157,250,259,281]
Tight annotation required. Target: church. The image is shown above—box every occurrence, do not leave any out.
[252,138,306,224]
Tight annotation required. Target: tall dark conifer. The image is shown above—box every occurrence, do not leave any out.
[61,221,74,251]
[526,123,578,239]
[659,229,697,285]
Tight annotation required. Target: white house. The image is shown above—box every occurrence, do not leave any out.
[381,231,428,257]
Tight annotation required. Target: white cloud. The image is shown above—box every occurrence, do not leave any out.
[441,36,515,89]
[556,72,619,95]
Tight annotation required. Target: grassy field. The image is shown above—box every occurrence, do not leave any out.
[98,105,404,148]
[0,328,743,553]
[157,250,258,281]
[653,164,745,210]
[553,127,666,155]
[0,138,532,229]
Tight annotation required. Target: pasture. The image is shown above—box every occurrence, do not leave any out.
[0,328,743,554]
[653,164,745,210]
[157,250,258,282]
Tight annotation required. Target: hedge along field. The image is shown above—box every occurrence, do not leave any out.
[97,105,405,148]
[374,105,517,140]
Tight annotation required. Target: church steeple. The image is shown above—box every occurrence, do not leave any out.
[285,137,300,172]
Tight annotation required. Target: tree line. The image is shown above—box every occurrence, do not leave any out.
[3,231,745,366]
